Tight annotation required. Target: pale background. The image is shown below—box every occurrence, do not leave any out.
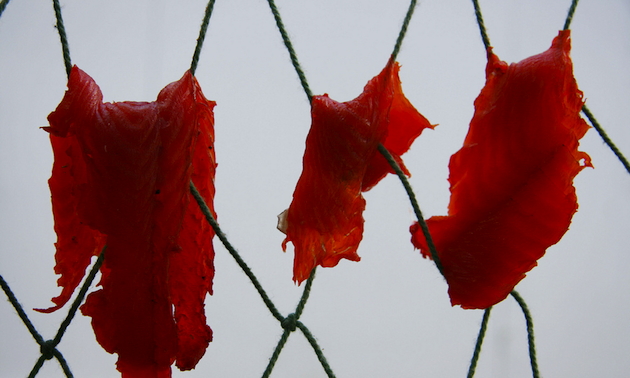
[1,0,629,377]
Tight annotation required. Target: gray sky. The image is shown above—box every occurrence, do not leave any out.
[1,0,629,377]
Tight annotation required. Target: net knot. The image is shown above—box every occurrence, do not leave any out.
[40,339,56,360]
[281,313,297,332]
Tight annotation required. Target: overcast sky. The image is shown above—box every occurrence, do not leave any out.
[1,0,630,377]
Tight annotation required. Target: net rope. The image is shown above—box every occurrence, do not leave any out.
[0,0,627,376]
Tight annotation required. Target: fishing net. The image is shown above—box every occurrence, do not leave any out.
[1,0,629,377]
